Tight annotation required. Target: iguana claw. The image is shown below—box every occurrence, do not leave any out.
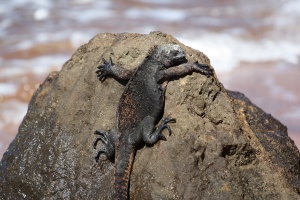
[96,57,114,82]
[93,130,108,149]
[160,118,176,136]
[93,129,116,163]
[192,61,213,77]
[95,150,106,163]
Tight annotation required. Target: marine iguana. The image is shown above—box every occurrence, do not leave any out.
[93,44,213,199]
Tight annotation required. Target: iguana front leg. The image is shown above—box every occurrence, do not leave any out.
[96,57,136,83]
[156,61,213,83]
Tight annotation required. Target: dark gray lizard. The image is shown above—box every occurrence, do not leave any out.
[93,44,213,200]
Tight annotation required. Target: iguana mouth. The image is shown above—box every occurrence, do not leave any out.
[171,56,188,65]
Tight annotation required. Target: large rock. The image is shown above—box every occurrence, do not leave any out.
[0,32,299,199]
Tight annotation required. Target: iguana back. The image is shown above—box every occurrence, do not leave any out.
[93,44,213,199]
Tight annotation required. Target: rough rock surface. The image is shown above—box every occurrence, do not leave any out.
[0,32,299,200]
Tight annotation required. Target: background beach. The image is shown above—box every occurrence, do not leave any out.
[0,0,299,159]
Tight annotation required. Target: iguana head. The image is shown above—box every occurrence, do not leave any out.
[155,44,188,67]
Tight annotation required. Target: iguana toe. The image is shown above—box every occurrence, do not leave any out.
[159,134,167,141]
[93,130,108,148]
[96,57,115,82]
[95,150,106,162]
[162,118,176,124]
[192,62,213,77]
[160,118,176,136]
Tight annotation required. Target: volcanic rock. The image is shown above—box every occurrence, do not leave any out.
[0,32,299,199]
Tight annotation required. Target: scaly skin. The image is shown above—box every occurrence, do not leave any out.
[93,44,213,200]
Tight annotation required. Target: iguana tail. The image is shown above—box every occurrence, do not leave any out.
[114,144,136,200]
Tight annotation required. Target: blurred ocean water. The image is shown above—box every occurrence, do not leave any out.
[0,0,299,158]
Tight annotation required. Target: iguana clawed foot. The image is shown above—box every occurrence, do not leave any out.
[93,130,108,148]
[96,57,114,82]
[153,118,176,141]
[93,129,116,162]
[192,61,213,77]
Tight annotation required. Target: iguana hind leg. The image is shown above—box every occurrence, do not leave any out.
[144,118,176,143]
[93,129,117,162]
[129,116,176,146]
[153,118,176,140]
